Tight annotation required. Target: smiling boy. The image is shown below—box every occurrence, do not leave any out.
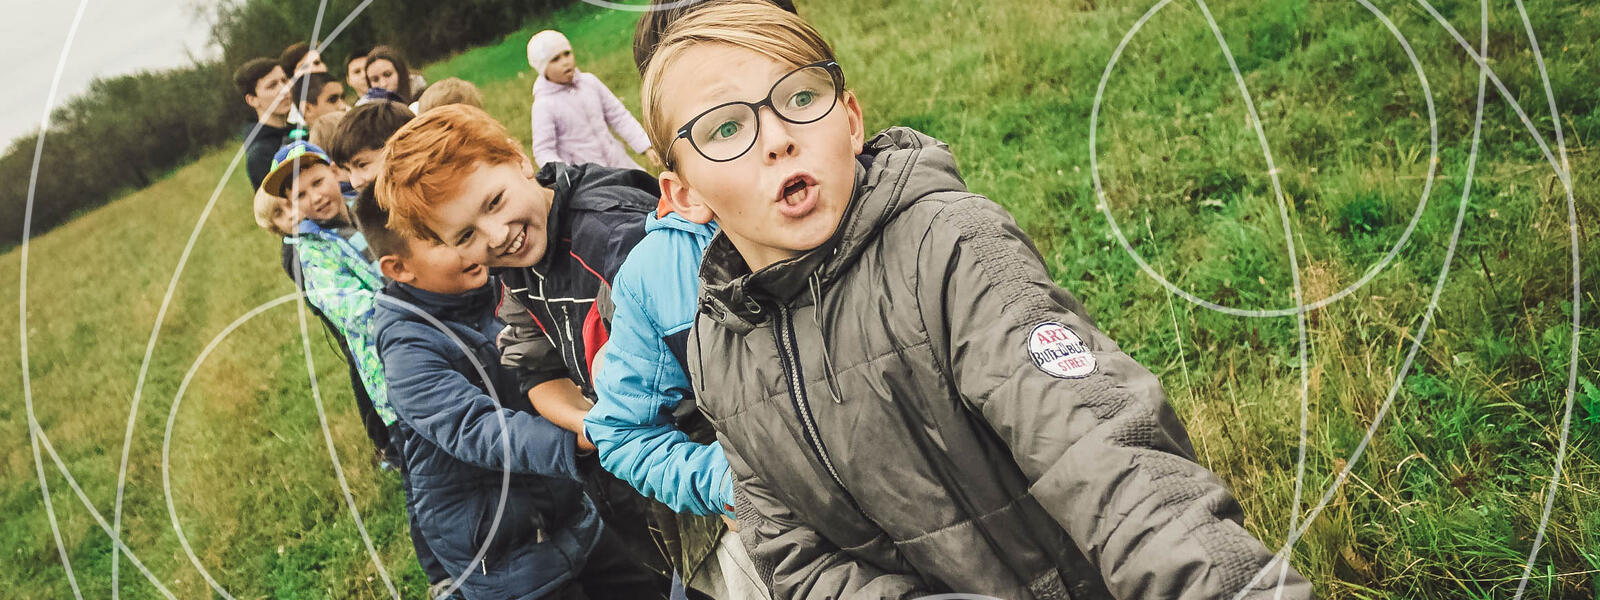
[375,103,674,593]
[358,191,663,600]
[376,104,660,423]
[642,3,1311,599]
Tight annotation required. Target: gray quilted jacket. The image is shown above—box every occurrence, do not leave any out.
[686,127,1311,600]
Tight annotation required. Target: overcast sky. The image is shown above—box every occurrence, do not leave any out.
[1,0,216,150]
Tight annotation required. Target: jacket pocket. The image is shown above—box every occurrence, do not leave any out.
[473,481,549,569]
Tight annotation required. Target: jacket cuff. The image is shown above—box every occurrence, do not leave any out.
[715,466,736,518]
[518,368,570,397]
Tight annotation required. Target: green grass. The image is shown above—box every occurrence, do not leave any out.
[3,0,1598,597]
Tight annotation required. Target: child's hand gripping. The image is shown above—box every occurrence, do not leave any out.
[528,379,597,453]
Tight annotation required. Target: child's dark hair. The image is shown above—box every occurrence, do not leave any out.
[345,46,373,71]
[328,100,415,166]
[632,0,798,75]
[279,42,311,76]
[364,45,414,101]
[353,185,408,259]
[232,57,279,97]
[291,71,339,106]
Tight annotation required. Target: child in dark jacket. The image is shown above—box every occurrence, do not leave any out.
[360,193,663,600]
[374,104,677,593]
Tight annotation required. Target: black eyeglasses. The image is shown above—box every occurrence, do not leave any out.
[666,60,843,168]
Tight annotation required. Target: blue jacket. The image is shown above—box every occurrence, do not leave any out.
[375,279,601,600]
[586,213,733,517]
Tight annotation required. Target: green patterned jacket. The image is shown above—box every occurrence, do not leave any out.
[287,219,394,425]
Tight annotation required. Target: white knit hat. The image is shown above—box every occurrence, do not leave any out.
[527,30,572,78]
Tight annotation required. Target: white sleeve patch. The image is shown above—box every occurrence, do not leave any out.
[1028,322,1097,379]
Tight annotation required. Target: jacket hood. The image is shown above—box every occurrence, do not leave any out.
[647,211,719,237]
[525,161,659,274]
[698,127,967,333]
[536,161,660,210]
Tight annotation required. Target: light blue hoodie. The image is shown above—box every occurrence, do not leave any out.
[586,212,733,516]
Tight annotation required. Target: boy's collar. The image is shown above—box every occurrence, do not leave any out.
[296,216,349,234]
[743,157,868,280]
[696,159,867,330]
[388,278,498,322]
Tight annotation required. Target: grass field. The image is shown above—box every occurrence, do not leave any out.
[4,0,1597,597]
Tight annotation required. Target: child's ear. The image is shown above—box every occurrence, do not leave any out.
[378,255,414,283]
[513,139,537,178]
[843,91,866,155]
[659,171,714,224]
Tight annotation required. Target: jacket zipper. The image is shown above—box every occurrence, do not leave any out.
[534,273,588,389]
[562,305,587,388]
[775,305,852,499]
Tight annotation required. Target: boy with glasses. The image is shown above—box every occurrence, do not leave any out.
[642,2,1311,598]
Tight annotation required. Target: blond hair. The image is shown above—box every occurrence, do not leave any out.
[640,1,840,164]
[252,187,294,236]
[374,104,522,239]
[416,77,485,113]
[307,109,348,150]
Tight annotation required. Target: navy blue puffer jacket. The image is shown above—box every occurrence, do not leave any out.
[375,279,601,600]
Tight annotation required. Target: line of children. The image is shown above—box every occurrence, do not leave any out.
[239,51,411,463]
[253,135,462,594]
[355,186,668,600]
[241,6,1309,596]
[244,39,667,599]
[259,140,396,461]
[376,103,682,598]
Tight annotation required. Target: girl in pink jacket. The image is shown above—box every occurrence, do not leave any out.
[528,30,661,171]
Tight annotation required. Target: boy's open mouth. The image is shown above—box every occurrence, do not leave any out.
[776,173,819,219]
[502,225,527,257]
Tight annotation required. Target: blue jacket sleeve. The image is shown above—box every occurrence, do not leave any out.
[586,230,733,516]
[381,320,582,481]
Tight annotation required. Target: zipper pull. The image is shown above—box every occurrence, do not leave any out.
[481,558,488,574]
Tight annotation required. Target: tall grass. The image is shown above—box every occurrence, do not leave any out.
[3,0,1595,597]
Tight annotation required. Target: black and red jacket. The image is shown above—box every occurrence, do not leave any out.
[494,162,658,398]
